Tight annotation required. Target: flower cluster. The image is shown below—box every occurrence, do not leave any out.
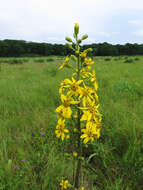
[55,23,102,144]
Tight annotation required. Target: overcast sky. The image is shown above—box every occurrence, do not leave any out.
[0,0,143,44]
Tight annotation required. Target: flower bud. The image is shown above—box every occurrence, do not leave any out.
[71,55,77,62]
[86,48,93,53]
[75,50,79,55]
[65,43,73,49]
[74,23,79,36]
[78,39,82,44]
[65,37,73,43]
[81,34,88,40]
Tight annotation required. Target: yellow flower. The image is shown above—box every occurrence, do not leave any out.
[73,152,78,157]
[59,56,70,70]
[60,179,70,189]
[61,77,83,97]
[80,50,87,58]
[84,58,94,70]
[80,69,90,79]
[80,125,97,144]
[80,102,100,121]
[86,119,101,139]
[55,118,69,141]
[56,105,65,118]
[89,70,98,91]
[56,94,79,118]
[79,83,95,106]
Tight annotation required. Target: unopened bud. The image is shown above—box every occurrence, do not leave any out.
[81,34,88,40]
[78,39,82,44]
[71,55,77,62]
[86,48,93,53]
[65,43,73,49]
[65,37,73,43]
[75,50,79,55]
[74,23,79,36]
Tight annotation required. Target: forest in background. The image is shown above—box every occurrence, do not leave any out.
[0,39,143,57]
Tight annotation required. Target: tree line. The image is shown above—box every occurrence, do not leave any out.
[0,39,143,57]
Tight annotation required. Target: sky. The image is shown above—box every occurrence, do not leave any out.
[0,0,143,45]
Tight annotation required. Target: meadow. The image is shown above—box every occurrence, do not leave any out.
[0,55,143,190]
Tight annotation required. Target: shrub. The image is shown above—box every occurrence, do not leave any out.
[124,59,134,63]
[8,58,24,64]
[104,58,111,61]
[35,58,45,63]
[46,58,54,62]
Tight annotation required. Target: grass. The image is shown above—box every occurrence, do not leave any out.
[0,56,143,189]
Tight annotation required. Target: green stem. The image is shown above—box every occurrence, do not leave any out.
[74,37,82,189]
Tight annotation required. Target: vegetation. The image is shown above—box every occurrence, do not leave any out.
[0,55,143,189]
[0,39,143,57]
[55,24,102,189]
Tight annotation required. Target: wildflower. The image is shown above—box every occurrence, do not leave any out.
[80,126,97,144]
[79,83,95,106]
[80,102,100,121]
[41,132,45,135]
[56,94,79,119]
[22,159,26,162]
[61,77,83,97]
[89,70,98,91]
[13,165,19,169]
[80,50,87,58]
[84,58,94,70]
[86,119,101,139]
[55,118,69,141]
[80,69,90,79]
[59,56,70,70]
[60,179,70,189]
[73,152,78,157]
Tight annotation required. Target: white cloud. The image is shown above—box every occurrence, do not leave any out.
[0,0,143,43]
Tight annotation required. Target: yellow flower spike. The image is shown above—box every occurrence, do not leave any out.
[74,23,79,36]
[73,152,78,157]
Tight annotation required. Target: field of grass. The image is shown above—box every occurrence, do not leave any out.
[0,56,143,190]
